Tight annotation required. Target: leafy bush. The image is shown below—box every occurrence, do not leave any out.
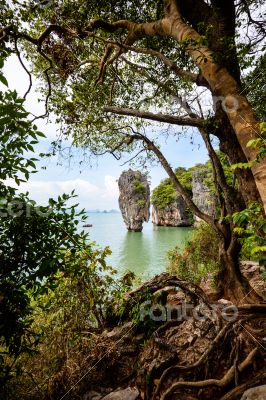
[133,179,146,193]
[151,178,177,209]
[0,69,89,388]
[233,201,266,263]
[167,223,220,284]
[0,65,135,396]
[1,244,135,399]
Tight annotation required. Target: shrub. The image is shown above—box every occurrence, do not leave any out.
[233,202,266,264]
[151,178,177,209]
[133,179,146,193]
[167,223,220,284]
[1,243,135,399]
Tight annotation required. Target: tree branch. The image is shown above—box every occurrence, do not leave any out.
[121,56,194,114]
[127,131,214,225]
[104,106,205,128]
[120,45,205,85]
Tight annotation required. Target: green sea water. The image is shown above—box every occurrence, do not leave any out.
[85,213,193,281]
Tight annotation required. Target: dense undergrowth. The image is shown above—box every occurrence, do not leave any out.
[167,223,220,285]
[1,245,135,400]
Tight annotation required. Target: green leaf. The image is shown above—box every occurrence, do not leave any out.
[0,74,8,87]
[251,246,266,255]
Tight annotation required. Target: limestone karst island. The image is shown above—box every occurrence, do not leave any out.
[1,1,266,399]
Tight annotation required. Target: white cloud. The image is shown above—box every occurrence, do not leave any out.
[6,176,119,210]
[102,175,119,199]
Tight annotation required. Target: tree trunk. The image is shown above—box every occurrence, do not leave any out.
[217,235,262,304]
[163,1,266,211]
[217,116,261,206]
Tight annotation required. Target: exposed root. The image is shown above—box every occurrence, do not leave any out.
[152,321,236,399]
[219,371,266,400]
[161,348,258,400]
[11,273,265,400]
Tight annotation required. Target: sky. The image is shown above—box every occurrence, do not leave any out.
[3,54,209,210]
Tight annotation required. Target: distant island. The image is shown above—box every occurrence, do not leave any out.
[87,209,120,214]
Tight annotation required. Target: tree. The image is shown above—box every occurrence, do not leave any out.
[0,0,265,301]
[0,62,91,386]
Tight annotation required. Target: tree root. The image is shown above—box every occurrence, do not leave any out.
[152,320,238,399]
[219,371,266,400]
[160,347,258,400]
[124,273,222,328]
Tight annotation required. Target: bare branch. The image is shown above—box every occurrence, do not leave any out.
[104,106,206,128]
[19,25,78,48]
[14,38,32,99]
[31,49,53,121]
[89,35,206,86]
[127,131,215,226]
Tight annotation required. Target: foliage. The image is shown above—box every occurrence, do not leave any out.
[133,179,146,194]
[151,166,196,209]
[5,0,262,166]
[0,67,88,386]
[245,54,266,121]
[151,160,218,210]
[0,88,43,196]
[137,199,146,206]
[167,223,220,284]
[247,122,266,161]
[151,177,177,209]
[231,123,266,171]
[0,64,135,394]
[233,202,266,263]
[2,245,135,399]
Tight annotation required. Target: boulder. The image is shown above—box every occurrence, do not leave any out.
[241,261,266,300]
[101,387,139,400]
[240,385,266,400]
[118,170,150,231]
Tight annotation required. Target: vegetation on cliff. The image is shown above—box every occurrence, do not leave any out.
[151,167,193,210]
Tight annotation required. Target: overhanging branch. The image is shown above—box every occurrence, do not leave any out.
[104,106,205,128]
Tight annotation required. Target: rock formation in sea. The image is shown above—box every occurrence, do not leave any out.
[192,169,216,223]
[118,169,150,231]
[151,174,192,227]
[152,196,191,226]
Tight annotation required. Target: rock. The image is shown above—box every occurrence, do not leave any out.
[118,170,150,231]
[199,273,220,302]
[101,387,139,400]
[83,392,102,400]
[241,261,266,300]
[103,322,135,339]
[152,196,191,226]
[240,385,266,400]
[217,298,233,305]
[192,169,216,224]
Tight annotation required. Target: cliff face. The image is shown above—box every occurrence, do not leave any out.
[118,170,150,232]
[192,170,216,223]
[152,196,191,227]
